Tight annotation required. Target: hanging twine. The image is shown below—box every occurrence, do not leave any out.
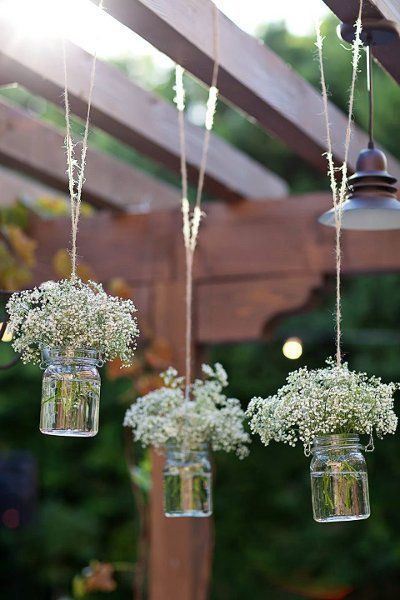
[63,0,104,279]
[315,0,364,367]
[173,1,220,397]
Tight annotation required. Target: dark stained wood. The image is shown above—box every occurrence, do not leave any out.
[197,276,324,344]
[323,0,400,85]
[29,191,400,600]
[29,192,400,344]
[101,0,400,180]
[0,99,180,211]
[0,20,288,202]
[29,211,176,284]
[149,283,212,600]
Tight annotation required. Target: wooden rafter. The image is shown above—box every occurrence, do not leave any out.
[0,19,288,202]
[0,164,65,206]
[0,98,180,212]
[29,192,400,343]
[322,0,400,85]
[101,0,400,180]
[28,193,400,600]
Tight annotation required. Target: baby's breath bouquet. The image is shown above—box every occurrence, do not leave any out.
[125,363,250,517]
[247,359,398,522]
[247,358,398,452]
[124,363,250,458]
[7,278,138,365]
[7,278,139,437]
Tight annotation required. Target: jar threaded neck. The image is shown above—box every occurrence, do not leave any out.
[41,347,101,366]
[312,433,362,451]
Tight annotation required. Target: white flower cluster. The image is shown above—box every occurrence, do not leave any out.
[6,278,139,365]
[247,358,398,452]
[124,363,250,458]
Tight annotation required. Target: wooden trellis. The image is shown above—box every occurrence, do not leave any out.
[0,1,400,598]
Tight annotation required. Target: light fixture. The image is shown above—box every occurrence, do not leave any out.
[282,337,303,360]
[319,18,400,230]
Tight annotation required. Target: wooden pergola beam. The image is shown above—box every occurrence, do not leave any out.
[0,19,288,202]
[28,192,400,600]
[322,0,400,85]
[102,0,400,180]
[29,192,400,342]
[0,164,65,206]
[0,98,180,212]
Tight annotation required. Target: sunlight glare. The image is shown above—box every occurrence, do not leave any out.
[0,0,173,66]
[1,0,101,43]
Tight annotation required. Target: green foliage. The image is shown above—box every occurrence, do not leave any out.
[210,272,400,599]
[0,354,137,599]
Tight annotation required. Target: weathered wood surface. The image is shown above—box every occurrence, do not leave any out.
[0,20,287,202]
[0,164,64,206]
[29,192,400,344]
[28,191,400,600]
[0,99,180,211]
[323,0,400,85]
[149,283,212,600]
[101,0,400,180]
[197,276,324,344]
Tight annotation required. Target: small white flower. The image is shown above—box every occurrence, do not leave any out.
[246,357,398,452]
[124,363,250,458]
[6,278,139,365]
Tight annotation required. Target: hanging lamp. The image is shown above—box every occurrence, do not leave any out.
[319,18,400,230]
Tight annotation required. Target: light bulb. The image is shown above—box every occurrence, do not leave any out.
[282,337,303,360]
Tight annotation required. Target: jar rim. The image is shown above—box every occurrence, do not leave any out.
[312,433,363,451]
[166,441,209,452]
[41,346,102,366]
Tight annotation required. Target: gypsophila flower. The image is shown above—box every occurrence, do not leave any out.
[124,363,250,458]
[246,358,398,453]
[6,278,139,365]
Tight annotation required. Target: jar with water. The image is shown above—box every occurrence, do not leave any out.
[163,443,212,517]
[310,434,370,523]
[40,347,101,437]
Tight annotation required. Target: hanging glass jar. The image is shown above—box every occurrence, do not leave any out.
[310,434,370,523]
[163,442,212,517]
[40,348,101,437]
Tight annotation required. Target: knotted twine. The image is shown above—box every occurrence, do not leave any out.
[315,0,364,367]
[63,0,104,279]
[174,1,220,398]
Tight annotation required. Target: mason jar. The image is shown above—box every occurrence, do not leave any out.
[40,347,101,437]
[310,434,370,523]
[163,443,212,517]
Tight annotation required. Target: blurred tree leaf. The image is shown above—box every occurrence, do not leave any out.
[52,248,97,282]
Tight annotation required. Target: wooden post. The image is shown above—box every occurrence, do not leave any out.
[149,282,213,600]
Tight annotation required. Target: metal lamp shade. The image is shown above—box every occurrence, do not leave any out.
[319,148,400,230]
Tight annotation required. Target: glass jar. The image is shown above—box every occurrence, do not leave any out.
[310,434,370,523]
[40,347,101,437]
[163,443,212,517]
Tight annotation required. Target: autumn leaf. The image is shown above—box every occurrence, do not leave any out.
[25,195,94,219]
[52,248,97,281]
[145,337,173,370]
[6,224,37,267]
[108,277,135,300]
[136,373,163,395]
[0,223,36,290]
[84,561,117,593]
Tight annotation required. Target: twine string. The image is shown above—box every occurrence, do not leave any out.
[63,0,104,279]
[315,0,364,367]
[174,1,220,399]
